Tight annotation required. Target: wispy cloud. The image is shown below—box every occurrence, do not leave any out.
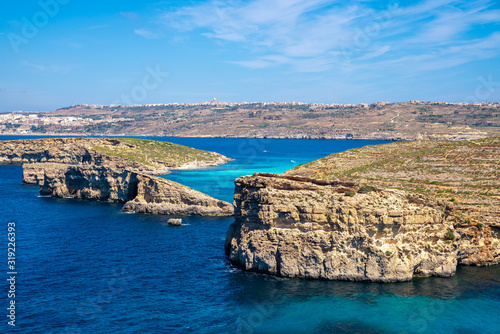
[134,28,164,39]
[20,61,76,74]
[121,12,137,20]
[80,24,110,31]
[68,42,83,49]
[21,61,46,71]
[161,0,500,74]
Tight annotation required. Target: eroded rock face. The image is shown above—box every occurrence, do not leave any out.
[456,222,500,266]
[23,163,234,216]
[28,163,138,202]
[225,174,499,282]
[5,137,234,216]
[122,174,234,216]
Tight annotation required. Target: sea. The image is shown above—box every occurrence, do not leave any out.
[1,136,499,334]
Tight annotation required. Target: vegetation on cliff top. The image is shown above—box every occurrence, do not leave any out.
[286,136,500,224]
[86,138,228,168]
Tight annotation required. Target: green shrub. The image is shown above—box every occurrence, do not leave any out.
[385,251,392,257]
[464,218,471,224]
[477,223,483,230]
[445,240,451,244]
[345,191,356,197]
[358,185,378,194]
[445,231,455,241]
[448,198,455,202]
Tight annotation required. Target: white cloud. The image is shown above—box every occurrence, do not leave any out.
[80,24,110,31]
[356,45,391,61]
[121,12,137,20]
[20,61,76,74]
[21,61,46,71]
[134,28,164,39]
[68,42,83,49]
[229,59,275,69]
[162,0,500,74]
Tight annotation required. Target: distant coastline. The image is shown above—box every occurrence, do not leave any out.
[0,133,487,141]
[1,101,498,141]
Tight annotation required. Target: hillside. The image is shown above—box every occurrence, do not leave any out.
[5,101,498,140]
[286,137,500,225]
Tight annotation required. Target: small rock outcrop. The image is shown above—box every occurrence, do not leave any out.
[167,219,183,226]
[225,174,499,282]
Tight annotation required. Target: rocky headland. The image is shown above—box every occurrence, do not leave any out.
[1,137,233,216]
[225,137,500,282]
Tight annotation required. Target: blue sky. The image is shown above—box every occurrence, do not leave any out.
[1,0,499,112]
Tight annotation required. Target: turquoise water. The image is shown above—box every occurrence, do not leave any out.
[0,136,499,334]
[160,137,377,203]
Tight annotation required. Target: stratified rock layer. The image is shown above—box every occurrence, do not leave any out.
[2,137,234,216]
[225,174,499,282]
[122,173,233,216]
[23,163,233,216]
[25,163,138,202]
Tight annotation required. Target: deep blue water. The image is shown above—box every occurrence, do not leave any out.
[1,136,499,334]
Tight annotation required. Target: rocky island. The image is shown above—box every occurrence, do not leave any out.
[0,137,234,216]
[225,137,500,282]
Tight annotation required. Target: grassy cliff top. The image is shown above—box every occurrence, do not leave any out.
[0,137,229,171]
[84,137,229,168]
[286,137,500,224]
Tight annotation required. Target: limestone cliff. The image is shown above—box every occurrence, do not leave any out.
[122,174,233,216]
[23,163,233,216]
[225,174,499,282]
[25,163,138,202]
[3,137,234,216]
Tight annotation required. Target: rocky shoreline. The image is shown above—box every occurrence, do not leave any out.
[1,132,489,141]
[225,134,500,283]
[1,137,234,216]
